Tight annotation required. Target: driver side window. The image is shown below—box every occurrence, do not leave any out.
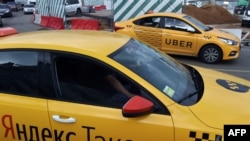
[54,56,140,108]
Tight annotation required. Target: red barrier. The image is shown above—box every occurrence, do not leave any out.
[47,16,64,30]
[71,19,99,30]
[40,16,50,27]
[94,5,106,11]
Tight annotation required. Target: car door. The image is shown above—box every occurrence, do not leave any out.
[65,0,74,15]
[161,17,198,55]
[0,51,52,141]
[132,16,163,50]
[47,52,174,141]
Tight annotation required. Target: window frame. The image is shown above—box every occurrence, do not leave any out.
[48,51,170,115]
[0,49,50,98]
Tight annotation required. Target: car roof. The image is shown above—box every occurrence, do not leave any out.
[0,30,131,55]
[132,12,187,19]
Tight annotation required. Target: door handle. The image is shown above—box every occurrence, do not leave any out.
[52,115,76,123]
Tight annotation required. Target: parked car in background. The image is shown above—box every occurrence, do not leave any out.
[115,12,241,64]
[234,5,246,15]
[23,4,35,14]
[242,4,250,27]
[0,16,3,27]
[0,4,13,17]
[65,0,83,16]
[6,1,19,12]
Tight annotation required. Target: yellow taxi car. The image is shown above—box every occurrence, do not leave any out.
[115,12,241,64]
[0,27,249,141]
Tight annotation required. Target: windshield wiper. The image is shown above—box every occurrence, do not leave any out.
[177,91,199,104]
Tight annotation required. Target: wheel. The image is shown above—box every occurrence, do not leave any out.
[76,8,82,17]
[237,10,241,15]
[199,45,222,64]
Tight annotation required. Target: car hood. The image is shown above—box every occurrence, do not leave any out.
[189,66,250,129]
[206,28,240,41]
[0,9,9,12]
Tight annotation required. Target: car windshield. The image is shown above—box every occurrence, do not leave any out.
[183,15,212,31]
[7,2,16,5]
[0,4,9,8]
[24,4,35,8]
[110,39,202,105]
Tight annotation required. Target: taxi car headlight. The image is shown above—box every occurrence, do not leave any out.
[218,37,238,45]
[5,10,10,13]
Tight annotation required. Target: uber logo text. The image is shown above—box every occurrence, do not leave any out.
[224,125,250,141]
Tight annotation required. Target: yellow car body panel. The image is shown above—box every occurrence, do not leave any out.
[0,29,249,141]
[115,12,241,64]
[48,101,174,141]
[0,94,53,141]
[190,66,250,127]
[0,30,128,55]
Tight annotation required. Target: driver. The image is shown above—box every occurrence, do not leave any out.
[88,65,136,103]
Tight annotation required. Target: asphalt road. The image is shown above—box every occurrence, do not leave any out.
[2,11,250,81]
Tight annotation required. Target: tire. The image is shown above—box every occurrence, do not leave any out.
[199,45,222,64]
[76,8,82,17]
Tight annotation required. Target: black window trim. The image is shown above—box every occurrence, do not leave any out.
[48,51,170,115]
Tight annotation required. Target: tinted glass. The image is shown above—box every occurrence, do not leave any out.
[0,4,10,8]
[55,56,132,108]
[0,51,39,96]
[70,0,79,4]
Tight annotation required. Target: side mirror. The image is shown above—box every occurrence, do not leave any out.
[65,2,68,5]
[122,96,154,117]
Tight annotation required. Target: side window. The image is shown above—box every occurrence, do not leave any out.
[134,17,160,28]
[164,17,193,31]
[71,0,79,4]
[55,56,140,108]
[0,51,39,96]
[66,0,70,4]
